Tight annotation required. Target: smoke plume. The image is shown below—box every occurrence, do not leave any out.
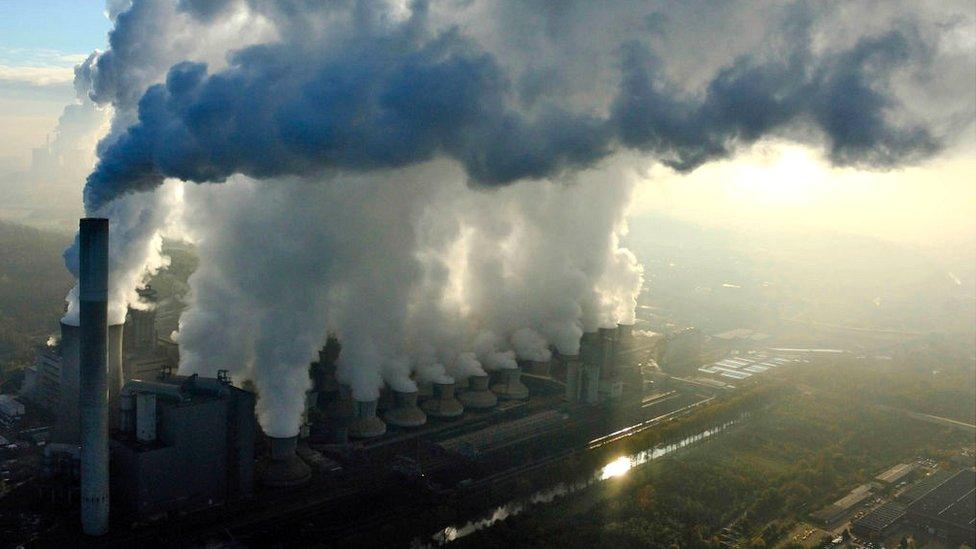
[61,0,973,437]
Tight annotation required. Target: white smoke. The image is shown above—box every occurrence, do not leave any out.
[62,0,276,325]
[58,0,971,439]
[451,352,486,381]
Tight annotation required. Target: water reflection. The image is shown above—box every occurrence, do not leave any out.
[600,456,633,479]
[424,420,738,546]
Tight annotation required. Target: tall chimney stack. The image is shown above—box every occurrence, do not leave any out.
[79,218,109,536]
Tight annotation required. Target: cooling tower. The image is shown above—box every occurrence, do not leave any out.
[79,218,109,536]
[55,321,80,444]
[490,368,529,400]
[560,354,582,402]
[315,352,340,393]
[261,435,311,487]
[322,384,354,443]
[523,358,551,377]
[580,331,601,368]
[421,382,464,418]
[416,380,433,402]
[458,374,497,409]
[348,399,386,439]
[383,390,427,428]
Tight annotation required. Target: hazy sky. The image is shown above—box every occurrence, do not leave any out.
[0,1,109,167]
[0,1,973,248]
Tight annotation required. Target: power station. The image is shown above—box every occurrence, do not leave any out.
[31,217,658,540]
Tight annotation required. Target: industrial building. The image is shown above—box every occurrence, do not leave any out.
[111,372,256,519]
[874,462,917,487]
[24,217,678,540]
[812,484,874,527]
[903,469,975,545]
[0,395,25,426]
[659,327,702,375]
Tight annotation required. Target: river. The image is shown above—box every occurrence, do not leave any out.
[418,418,740,546]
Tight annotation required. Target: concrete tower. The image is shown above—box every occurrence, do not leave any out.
[54,321,80,443]
[79,218,109,536]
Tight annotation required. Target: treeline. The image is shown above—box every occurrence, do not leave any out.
[0,222,73,374]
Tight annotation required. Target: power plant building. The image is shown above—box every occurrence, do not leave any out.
[111,373,256,519]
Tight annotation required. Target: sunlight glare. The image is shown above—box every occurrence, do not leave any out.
[601,456,633,479]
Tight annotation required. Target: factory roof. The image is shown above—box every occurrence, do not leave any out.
[813,484,873,524]
[712,328,771,341]
[853,501,906,534]
[875,463,916,484]
[906,469,975,531]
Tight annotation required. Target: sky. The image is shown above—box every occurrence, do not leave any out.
[0,1,109,169]
[0,1,974,249]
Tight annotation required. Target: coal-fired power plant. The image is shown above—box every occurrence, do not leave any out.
[78,218,110,536]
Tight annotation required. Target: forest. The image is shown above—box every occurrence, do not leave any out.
[0,222,73,380]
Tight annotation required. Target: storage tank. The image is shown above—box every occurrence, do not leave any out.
[348,399,386,438]
[457,374,497,409]
[490,368,529,400]
[421,382,464,418]
[383,390,427,428]
[261,435,311,487]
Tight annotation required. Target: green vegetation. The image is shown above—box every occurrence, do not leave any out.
[0,221,73,375]
[457,356,974,548]
[0,222,196,387]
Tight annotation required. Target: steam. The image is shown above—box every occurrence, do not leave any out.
[60,0,972,437]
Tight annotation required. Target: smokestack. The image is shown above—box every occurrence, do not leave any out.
[79,217,109,536]
[383,390,427,428]
[107,324,123,429]
[458,374,497,410]
[55,321,80,444]
[490,368,529,400]
[261,435,311,487]
[421,382,464,419]
[348,399,386,438]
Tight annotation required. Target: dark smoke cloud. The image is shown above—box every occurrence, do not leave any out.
[613,25,939,172]
[83,3,943,212]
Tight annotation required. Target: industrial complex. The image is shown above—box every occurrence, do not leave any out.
[1,220,970,546]
[3,218,702,543]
